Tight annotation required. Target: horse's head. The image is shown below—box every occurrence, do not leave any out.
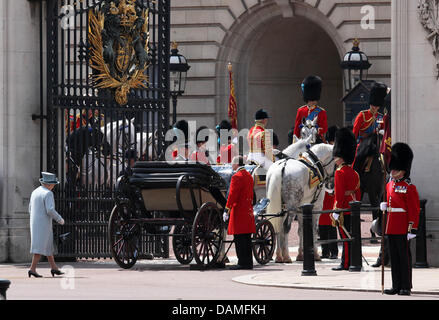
[301,117,319,145]
[310,143,335,183]
[282,135,313,159]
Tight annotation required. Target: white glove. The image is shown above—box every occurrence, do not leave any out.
[379,129,385,136]
[325,188,334,194]
[223,212,229,222]
[59,218,65,225]
[380,202,388,211]
[332,213,340,221]
[407,233,417,240]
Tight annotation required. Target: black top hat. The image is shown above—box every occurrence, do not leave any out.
[302,75,322,102]
[369,82,388,107]
[255,109,271,120]
[389,143,414,178]
[333,127,357,165]
[325,125,339,144]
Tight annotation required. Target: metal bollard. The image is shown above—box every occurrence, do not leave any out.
[0,279,11,300]
[301,204,317,276]
[415,199,429,268]
[349,201,362,272]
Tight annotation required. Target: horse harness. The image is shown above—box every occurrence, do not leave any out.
[279,147,332,211]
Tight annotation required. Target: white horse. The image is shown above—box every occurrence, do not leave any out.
[251,135,313,203]
[81,118,142,188]
[266,143,335,263]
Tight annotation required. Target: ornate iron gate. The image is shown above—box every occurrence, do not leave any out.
[44,0,170,259]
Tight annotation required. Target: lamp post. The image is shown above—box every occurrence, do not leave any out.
[341,39,372,92]
[170,42,191,125]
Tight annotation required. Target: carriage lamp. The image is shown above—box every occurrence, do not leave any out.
[170,42,191,125]
[341,39,372,92]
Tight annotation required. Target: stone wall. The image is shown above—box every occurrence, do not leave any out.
[392,0,439,267]
[171,0,392,148]
[0,0,42,262]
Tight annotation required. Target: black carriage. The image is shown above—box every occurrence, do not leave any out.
[108,162,276,269]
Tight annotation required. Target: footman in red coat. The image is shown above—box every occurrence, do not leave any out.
[223,156,256,270]
[382,143,420,296]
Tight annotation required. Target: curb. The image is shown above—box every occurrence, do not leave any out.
[232,273,439,296]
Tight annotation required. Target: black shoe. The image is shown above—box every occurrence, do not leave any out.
[51,269,65,277]
[384,288,399,295]
[214,262,226,269]
[398,289,411,296]
[28,270,43,278]
[320,255,330,259]
[372,260,382,268]
[329,254,338,260]
[144,253,154,260]
[332,265,348,271]
[229,264,253,270]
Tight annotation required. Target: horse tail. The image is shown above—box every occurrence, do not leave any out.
[266,161,285,234]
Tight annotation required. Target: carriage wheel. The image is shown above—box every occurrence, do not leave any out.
[108,203,141,269]
[252,220,276,265]
[172,224,193,265]
[192,203,223,267]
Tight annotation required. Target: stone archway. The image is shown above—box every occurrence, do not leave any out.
[216,2,345,148]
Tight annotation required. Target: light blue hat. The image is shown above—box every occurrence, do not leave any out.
[39,172,59,185]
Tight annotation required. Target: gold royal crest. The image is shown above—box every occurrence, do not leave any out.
[88,0,150,105]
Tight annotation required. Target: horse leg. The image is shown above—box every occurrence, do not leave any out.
[282,216,293,263]
[313,214,322,261]
[275,233,284,263]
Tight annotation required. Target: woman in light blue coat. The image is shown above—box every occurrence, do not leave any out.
[28,172,65,278]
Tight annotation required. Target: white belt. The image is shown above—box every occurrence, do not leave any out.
[388,208,406,213]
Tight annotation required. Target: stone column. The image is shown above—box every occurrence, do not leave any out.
[0,0,42,263]
[392,0,439,267]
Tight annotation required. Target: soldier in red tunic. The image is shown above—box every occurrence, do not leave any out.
[190,126,210,165]
[330,128,361,271]
[247,109,274,170]
[318,126,339,259]
[223,156,256,270]
[352,82,387,146]
[294,76,328,142]
[216,120,237,164]
[381,143,420,296]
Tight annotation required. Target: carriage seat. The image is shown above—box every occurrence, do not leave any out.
[130,161,227,190]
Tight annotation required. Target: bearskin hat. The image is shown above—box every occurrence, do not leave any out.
[325,125,339,144]
[125,148,138,160]
[302,75,322,102]
[217,120,232,131]
[196,126,209,144]
[389,143,414,178]
[333,127,357,165]
[173,120,189,142]
[369,82,388,107]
